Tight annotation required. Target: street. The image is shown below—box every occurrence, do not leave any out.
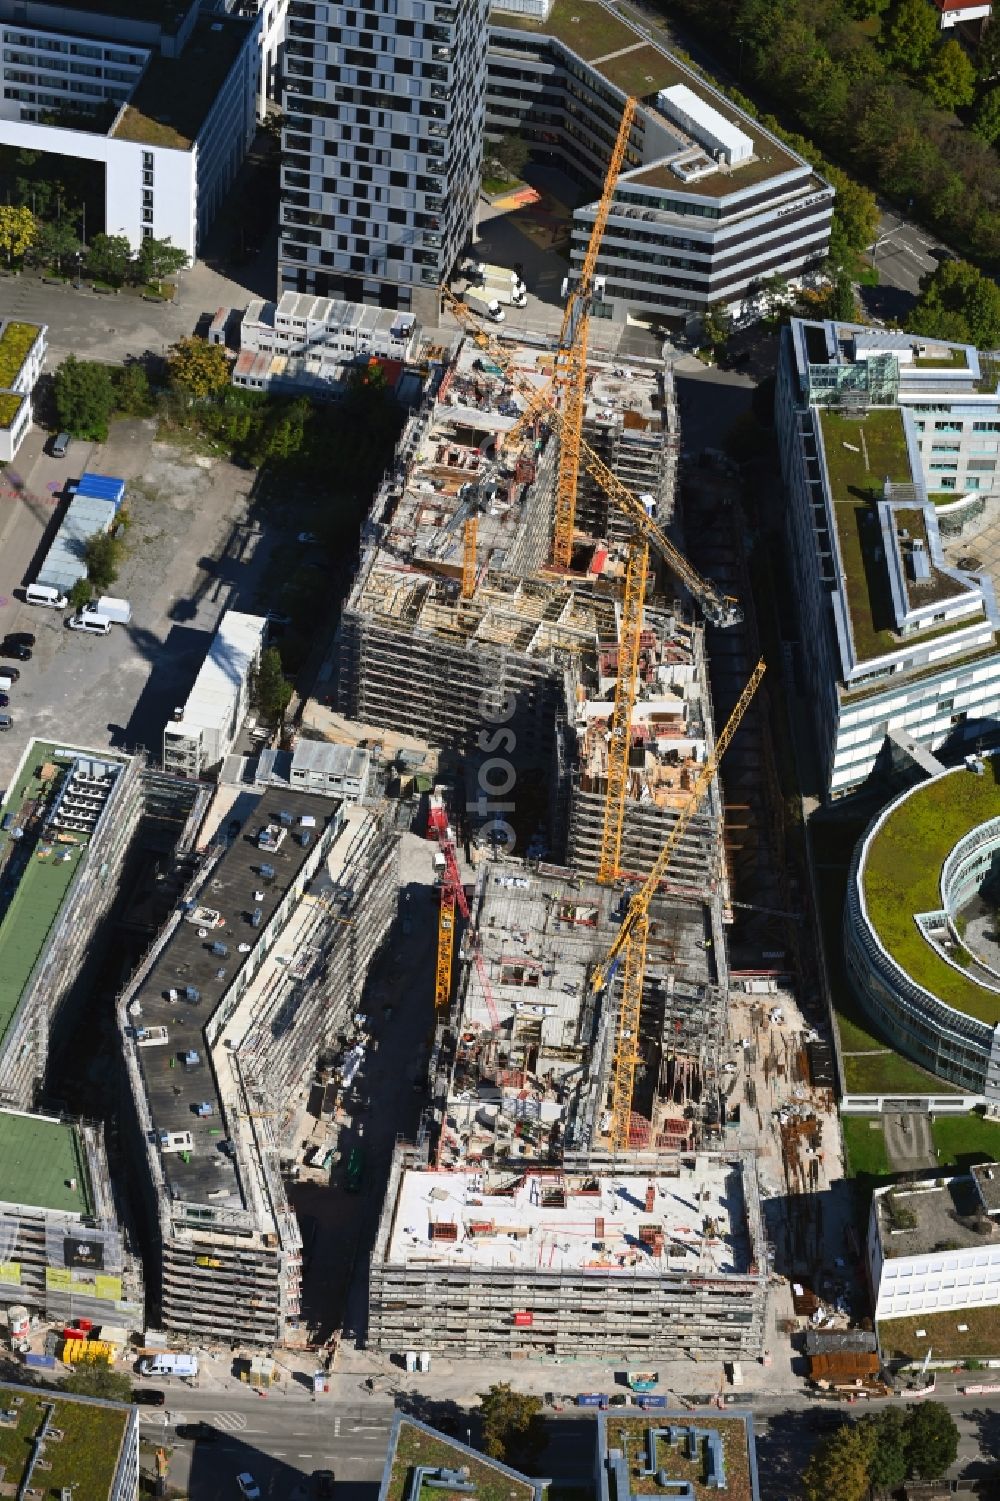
[131,1378,1000,1500]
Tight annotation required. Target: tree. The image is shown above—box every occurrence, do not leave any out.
[255,647,292,721]
[976,16,1000,81]
[884,0,939,73]
[53,354,117,440]
[63,1358,133,1403]
[84,531,124,592]
[701,300,732,352]
[972,85,1000,143]
[135,234,188,290]
[802,1423,872,1501]
[486,132,530,182]
[0,203,35,266]
[925,38,977,109]
[167,336,231,399]
[68,577,93,610]
[478,1384,546,1468]
[86,232,131,286]
[905,1401,959,1480]
[827,270,857,321]
[115,361,153,417]
[908,257,1000,347]
[27,218,81,274]
[862,1409,909,1493]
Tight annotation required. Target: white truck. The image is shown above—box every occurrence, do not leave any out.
[139,1352,199,1378]
[483,269,527,309]
[464,290,506,323]
[85,596,132,625]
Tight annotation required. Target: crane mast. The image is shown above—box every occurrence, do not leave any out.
[595,659,766,1151]
[552,97,637,570]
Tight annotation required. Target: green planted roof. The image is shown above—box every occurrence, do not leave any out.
[0,1385,128,1501]
[0,322,40,388]
[0,1110,92,1214]
[863,760,1000,1025]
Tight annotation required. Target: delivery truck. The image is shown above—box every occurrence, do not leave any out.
[85,596,132,625]
[464,290,505,323]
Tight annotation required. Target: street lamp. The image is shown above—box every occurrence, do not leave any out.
[867,229,903,279]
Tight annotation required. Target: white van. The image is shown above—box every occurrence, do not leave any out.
[68,613,111,635]
[139,1353,199,1379]
[26,583,68,608]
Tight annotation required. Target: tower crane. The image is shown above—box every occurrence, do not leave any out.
[591,658,766,1153]
[441,288,741,630]
[551,96,637,570]
[428,790,501,1031]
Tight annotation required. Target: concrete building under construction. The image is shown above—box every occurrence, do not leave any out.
[118,786,398,1345]
[0,1108,143,1330]
[368,1151,768,1359]
[332,344,682,750]
[433,855,730,1169]
[0,741,144,1110]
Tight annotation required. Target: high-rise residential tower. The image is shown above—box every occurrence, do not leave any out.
[280,0,489,323]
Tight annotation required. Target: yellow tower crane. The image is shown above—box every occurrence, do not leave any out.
[598,538,648,885]
[461,515,478,600]
[440,289,742,630]
[591,658,766,1153]
[551,95,637,570]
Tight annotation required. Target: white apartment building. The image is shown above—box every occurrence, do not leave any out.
[777,317,1000,797]
[932,0,992,29]
[221,290,421,396]
[487,0,834,326]
[0,319,45,462]
[279,0,490,324]
[0,0,260,258]
[870,1167,1000,1356]
[162,611,267,779]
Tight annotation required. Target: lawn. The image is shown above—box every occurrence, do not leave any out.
[913,348,968,369]
[863,759,1000,1026]
[931,1113,1000,1169]
[386,1422,535,1501]
[810,813,965,1097]
[605,1417,752,1501]
[879,1305,1000,1361]
[841,1116,890,1178]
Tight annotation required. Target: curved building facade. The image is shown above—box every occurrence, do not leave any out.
[845,760,1000,1097]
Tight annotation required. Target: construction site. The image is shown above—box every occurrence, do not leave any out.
[318,101,775,1363]
[368,1149,768,1359]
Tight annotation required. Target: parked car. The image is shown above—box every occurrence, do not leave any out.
[132,1389,166,1406]
[5,632,35,647]
[313,1472,336,1498]
[0,714,13,731]
[0,694,9,709]
[297,531,320,544]
[0,642,31,661]
[50,431,70,458]
[237,1475,261,1500]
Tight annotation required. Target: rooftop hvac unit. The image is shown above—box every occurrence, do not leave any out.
[260,863,276,880]
[186,987,201,1004]
[279,810,293,827]
[211,941,229,958]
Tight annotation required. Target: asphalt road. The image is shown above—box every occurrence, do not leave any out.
[136,1383,1000,1501]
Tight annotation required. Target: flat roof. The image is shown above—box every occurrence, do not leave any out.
[861,759,1000,1025]
[385,1163,754,1276]
[113,15,251,149]
[127,786,340,1208]
[25,0,195,31]
[0,1381,130,1501]
[875,1177,990,1259]
[490,0,802,195]
[173,610,266,741]
[381,1415,541,1501]
[0,321,43,390]
[878,1304,1000,1361]
[600,1412,758,1501]
[0,743,127,1056]
[0,1109,92,1215]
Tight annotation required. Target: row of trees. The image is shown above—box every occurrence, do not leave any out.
[659,0,1000,269]
[0,203,187,287]
[803,1402,959,1501]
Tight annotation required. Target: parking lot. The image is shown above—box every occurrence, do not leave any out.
[0,418,278,790]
